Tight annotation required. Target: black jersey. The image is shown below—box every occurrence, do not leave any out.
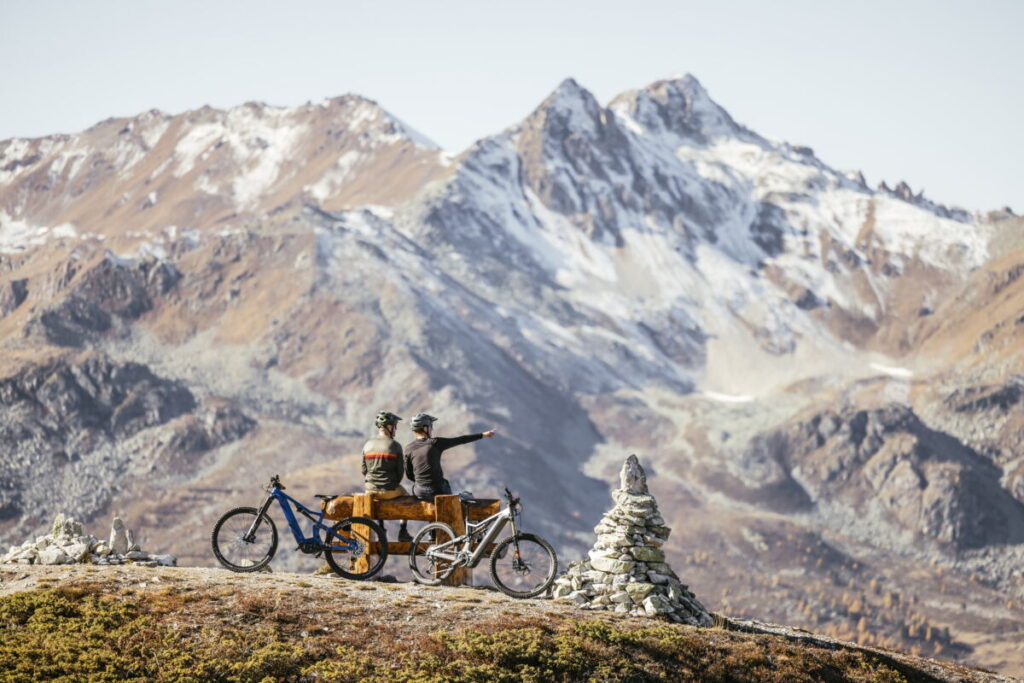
[404,434,483,499]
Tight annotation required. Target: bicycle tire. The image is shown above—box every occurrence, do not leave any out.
[323,516,389,580]
[408,522,459,586]
[211,506,278,572]
[489,533,558,598]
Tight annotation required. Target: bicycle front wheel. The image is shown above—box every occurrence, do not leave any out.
[323,516,388,580]
[489,533,558,598]
[408,522,459,586]
[211,506,278,572]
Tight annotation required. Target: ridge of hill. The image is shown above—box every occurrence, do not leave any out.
[0,564,1010,683]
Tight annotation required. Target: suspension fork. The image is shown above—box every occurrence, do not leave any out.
[245,493,276,541]
[508,511,526,569]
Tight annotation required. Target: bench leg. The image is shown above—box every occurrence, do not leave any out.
[435,495,469,586]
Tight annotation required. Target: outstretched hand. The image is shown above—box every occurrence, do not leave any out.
[482,429,497,438]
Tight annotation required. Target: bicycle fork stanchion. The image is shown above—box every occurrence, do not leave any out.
[435,495,468,586]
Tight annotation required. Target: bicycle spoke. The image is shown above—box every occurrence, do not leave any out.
[211,507,277,572]
[490,534,557,598]
[324,517,388,580]
[409,523,460,585]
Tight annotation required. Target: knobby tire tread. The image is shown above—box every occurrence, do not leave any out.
[489,532,558,598]
[408,522,458,586]
[210,506,278,572]
[323,516,389,580]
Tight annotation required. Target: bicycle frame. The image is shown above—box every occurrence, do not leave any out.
[247,486,355,553]
[428,503,519,569]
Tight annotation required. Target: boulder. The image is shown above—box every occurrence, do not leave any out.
[630,546,664,562]
[625,582,656,601]
[590,556,635,574]
[37,547,71,565]
[109,517,131,555]
[2,513,176,569]
[63,542,91,562]
[620,454,648,494]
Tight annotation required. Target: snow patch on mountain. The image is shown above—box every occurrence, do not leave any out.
[703,391,754,403]
[869,362,913,378]
[305,150,364,202]
[870,194,988,268]
[0,212,77,253]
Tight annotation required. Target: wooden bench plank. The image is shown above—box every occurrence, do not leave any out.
[324,495,502,522]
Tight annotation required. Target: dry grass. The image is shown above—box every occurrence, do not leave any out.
[0,566,1003,683]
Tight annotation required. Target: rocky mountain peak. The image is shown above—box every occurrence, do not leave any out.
[877,179,971,222]
[525,77,605,135]
[609,73,743,143]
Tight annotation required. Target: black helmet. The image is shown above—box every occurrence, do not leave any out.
[375,411,402,429]
[409,412,438,431]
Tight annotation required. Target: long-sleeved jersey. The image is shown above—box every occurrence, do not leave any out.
[404,433,483,499]
[361,435,404,491]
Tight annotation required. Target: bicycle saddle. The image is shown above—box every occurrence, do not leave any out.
[314,494,339,500]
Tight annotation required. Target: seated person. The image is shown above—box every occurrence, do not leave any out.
[362,410,412,542]
[404,412,496,501]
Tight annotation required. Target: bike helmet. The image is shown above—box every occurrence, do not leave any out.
[374,411,402,429]
[409,412,438,431]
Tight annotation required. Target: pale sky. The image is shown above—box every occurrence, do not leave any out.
[1,0,1020,211]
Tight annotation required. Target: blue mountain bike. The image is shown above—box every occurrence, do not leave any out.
[211,475,388,579]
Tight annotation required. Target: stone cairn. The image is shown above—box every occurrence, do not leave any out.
[1,513,176,567]
[551,455,713,626]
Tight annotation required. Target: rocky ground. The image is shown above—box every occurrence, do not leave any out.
[0,564,1013,682]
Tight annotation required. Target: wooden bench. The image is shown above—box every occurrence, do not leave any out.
[324,493,501,585]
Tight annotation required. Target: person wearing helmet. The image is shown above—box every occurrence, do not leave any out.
[404,413,497,501]
[362,410,411,542]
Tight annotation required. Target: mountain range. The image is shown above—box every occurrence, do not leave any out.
[1,74,1022,674]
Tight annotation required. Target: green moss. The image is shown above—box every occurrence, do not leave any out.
[0,587,919,683]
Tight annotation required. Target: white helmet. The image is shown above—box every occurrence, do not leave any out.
[410,413,438,431]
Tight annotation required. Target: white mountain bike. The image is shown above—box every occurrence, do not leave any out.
[409,487,558,598]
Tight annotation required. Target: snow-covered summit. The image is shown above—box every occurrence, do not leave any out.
[0,93,450,244]
[369,74,994,400]
[610,73,747,143]
[0,73,992,367]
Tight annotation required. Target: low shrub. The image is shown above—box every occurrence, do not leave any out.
[0,586,921,683]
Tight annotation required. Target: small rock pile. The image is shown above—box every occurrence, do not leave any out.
[1,513,176,567]
[552,455,713,626]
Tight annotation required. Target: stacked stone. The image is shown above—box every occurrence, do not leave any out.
[1,513,176,567]
[551,455,712,626]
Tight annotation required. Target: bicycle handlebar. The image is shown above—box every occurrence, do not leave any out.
[268,474,284,491]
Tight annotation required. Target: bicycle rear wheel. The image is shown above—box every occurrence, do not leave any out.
[408,522,459,586]
[489,533,557,598]
[323,516,388,580]
[211,507,278,572]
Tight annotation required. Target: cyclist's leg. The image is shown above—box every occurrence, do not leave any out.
[368,486,412,541]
